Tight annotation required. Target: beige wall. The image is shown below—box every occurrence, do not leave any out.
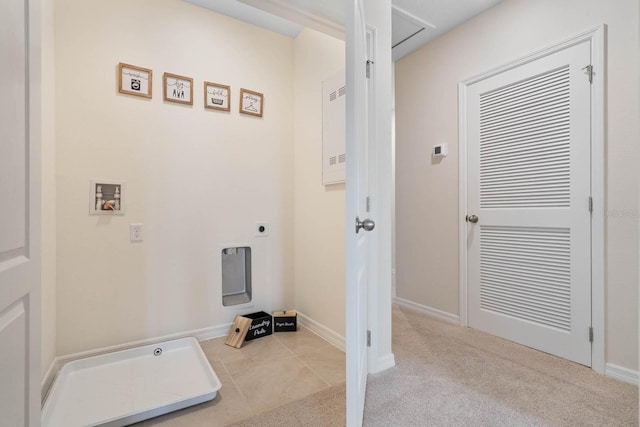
[395,0,639,371]
[41,0,56,378]
[293,29,346,337]
[55,0,294,355]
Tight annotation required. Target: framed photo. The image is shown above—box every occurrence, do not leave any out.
[204,81,231,112]
[239,88,264,117]
[118,63,152,98]
[163,72,193,105]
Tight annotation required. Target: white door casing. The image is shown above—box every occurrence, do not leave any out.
[345,0,397,423]
[346,1,395,424]
[346,0,370,425]
[459,27,606,369]
[0,0,42,425]
[362,0,395,377]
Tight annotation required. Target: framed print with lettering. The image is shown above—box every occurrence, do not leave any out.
[204,81,230,112]
[239,88,263,117]
[118,63,152,98]
[163,72,193,105]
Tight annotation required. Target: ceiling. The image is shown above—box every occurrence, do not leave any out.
[184,0,503,60]
[390,0,503,59]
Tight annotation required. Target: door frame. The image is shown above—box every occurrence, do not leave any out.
[238,0,395,381]
[457,25,606,374]
[362,3,395,376]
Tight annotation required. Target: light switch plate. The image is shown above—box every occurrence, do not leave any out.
[130,223,143,241]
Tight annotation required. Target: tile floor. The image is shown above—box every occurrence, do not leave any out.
[134,327,345,426]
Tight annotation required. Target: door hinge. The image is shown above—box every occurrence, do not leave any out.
[589,327,594,343]
[366,60,374,78]
[366,196,370,212]
[582,64,593,84]
[367,330,371,347]
[588,196,593,213]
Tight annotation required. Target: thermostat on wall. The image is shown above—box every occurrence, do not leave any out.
[432,143,448,158]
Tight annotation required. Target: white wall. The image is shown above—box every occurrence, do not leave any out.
[40,0,56,379]
[293,29,346,337]
[54,0,294,355]
[395,0,639,371]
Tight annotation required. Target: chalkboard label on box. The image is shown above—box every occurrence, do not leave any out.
[243,311,273,341]
[273,310,297,332]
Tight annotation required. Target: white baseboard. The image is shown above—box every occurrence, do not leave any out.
[394,296,460,325]
[296,311,346,352]
[605,363,639,386]
[391,268,397,299]
[41,358,59,404]
[372,353,396,374]
[41,322,232,405]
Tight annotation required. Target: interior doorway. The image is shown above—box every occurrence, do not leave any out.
[459,27,606,371]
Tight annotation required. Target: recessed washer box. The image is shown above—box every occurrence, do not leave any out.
[90,179,125,215]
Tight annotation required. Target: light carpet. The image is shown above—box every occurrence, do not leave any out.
[363,305,638,426]
[229,304,638,426]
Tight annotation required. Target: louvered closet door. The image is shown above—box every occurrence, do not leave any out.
[467,41,591,366]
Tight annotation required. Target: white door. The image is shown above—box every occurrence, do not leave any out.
[346,0,374,425]
[0,0,41,425]
[466,41,592,366]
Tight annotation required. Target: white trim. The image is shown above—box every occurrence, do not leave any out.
[238,0,344,39]
[374,353,396,373]
[460,26,606,85]
[40,322,232,404]
[391,267,397,299]
[394,297,460,325]
[458,80,469,328]
[40,358,58,405]
[458,25,606,372]
[589,25,606,375]
[297,311,346,352]
[605,363,639,386]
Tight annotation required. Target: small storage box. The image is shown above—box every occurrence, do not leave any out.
[273,310,297,332]
[244,311,273,341]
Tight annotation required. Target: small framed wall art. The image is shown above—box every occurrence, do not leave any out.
[239,88,263,117]
[204,82,231,112]
[163,72,193,105]
[118,63,152,98]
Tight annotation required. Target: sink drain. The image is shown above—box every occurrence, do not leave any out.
[153,347,163,356]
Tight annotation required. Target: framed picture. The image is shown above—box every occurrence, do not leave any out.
[239,88,264,117]
[163,72,193,105]
[204,82,231,112]
[118,63,152,98]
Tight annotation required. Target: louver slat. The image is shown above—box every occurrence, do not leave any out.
[480,226,571,331]
[479,66,571,209]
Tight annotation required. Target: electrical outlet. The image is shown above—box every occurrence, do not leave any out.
[130,223,143,241]
[255,222,269,237]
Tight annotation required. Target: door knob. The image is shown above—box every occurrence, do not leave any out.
[466,214,479,223]
[356,216,375,233]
